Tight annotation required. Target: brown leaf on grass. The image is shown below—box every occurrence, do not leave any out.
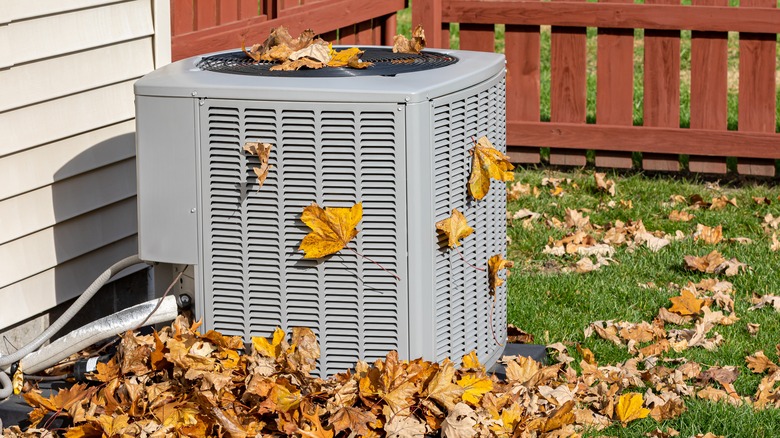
[753,196,772,205]
[564,208,590,229]
[657,307,693,325]
[436,209,474,248]
[746,351,779,374]
[506,324,534,343]
[749,294,780,311]
[467,136,514,200]
[669,210,695,222]
[763,213,780,232]
[507,182,539,200]
[594,172,616,196]
[688,194,710,209]
[639,339,670,357]
[576,344,597,365]
[693,224,723,245]
[710,195,737,210]
[668,289,704,316]
[771,233,780,252]
[747,323,761,336]
[683,250,726,273]
[487,254,514,294]
[393,25,426,54]
[574,256,613,273]
[244,142,273,189]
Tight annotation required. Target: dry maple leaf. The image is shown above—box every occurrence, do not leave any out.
[244,141,273,189]
[683,250,726,274]
[487,254,514,294]
[328,47,372,68]
[299,202,362,258]
[541,400,575,432]
[771,233,780,252]
[436,209,474,248]
[393,24,426,54]
[329,406,376,436]
[440,403,477,438]
[457,374,493,405]
[506,323,534,343]
[467,136,515,200]
[746,351,780,374]
[252,326,286,359]
[710,195,737,210]
[594,172,616,196]
[504,355,540,384]
[615,392,650,426]
[425,360,464,411]
[271,58,324,71]
[693,224,723,245]
[669,210,695,222]
[750,293,780,311]
[668,289,704,316]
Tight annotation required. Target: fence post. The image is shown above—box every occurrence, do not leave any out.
[412,0,445,48]
[737,0,777,177]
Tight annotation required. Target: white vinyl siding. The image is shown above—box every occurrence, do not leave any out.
[0,0,170,328]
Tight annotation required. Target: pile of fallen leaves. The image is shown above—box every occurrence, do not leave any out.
[5,316,780,437]
[240,25,426,71]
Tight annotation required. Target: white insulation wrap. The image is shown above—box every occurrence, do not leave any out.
[20,295,178,374]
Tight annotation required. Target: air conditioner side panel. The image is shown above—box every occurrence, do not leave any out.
[135,96,198,264]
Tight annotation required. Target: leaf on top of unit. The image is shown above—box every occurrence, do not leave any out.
[393,25,426,54]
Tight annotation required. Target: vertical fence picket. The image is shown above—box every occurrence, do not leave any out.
[549,0,587,166]
[594,0,634,169]
[380,14,397,46]
[253,0,269,19]
[459,24,494,52]
[737,0,777,176]
[688,0,728,174]
[196,0,219,30]
[355,20,374,45]
[642,0,681,171]
[219,0,239,24]
[340,25,358,45]
[172,0,196,35]
[413,0,446,48]
[505,22,541,164]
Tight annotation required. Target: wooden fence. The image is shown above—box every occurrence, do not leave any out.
[171,0,404,61]
[415,0,780,176]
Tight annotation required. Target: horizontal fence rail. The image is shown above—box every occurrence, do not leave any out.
[171,0,403,60]
[416,0,780,176]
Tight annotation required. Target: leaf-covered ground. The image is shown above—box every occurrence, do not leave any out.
[506,168,780,437]
[4,169,780,438]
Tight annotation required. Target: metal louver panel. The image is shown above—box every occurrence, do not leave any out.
[200,100,408,376]
[432,77,507,362]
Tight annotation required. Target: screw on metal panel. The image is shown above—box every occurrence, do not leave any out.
[199,99,204,106]
[190,208,196,213]
[191,91,197,96]
[397,107,402,111]
[405,97,410,102]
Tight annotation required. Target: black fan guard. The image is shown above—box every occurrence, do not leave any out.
[196,47,458,78]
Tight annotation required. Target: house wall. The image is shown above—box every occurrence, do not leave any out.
[0,0,171,331]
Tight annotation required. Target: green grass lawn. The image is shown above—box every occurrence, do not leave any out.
[506,168,780,437]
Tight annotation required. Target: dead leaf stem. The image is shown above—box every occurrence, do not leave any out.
[346,247,400,281]
[455,247,486,272]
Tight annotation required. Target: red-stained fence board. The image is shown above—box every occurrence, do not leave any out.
[413,0,445,48]
[459,23,494,52]
[688,0,728,174]
[172,0,196,35]
[642,0,680,171]
[505,20,541,164]
[549,0,587,167]
[355,20,374,45]
[594,0,634,169]
[339,24,357,44]
[219,0,239,24]
[737,0,777,176]
[196,0,219,30]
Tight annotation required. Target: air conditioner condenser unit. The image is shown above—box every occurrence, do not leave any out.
[134,47,509,376]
